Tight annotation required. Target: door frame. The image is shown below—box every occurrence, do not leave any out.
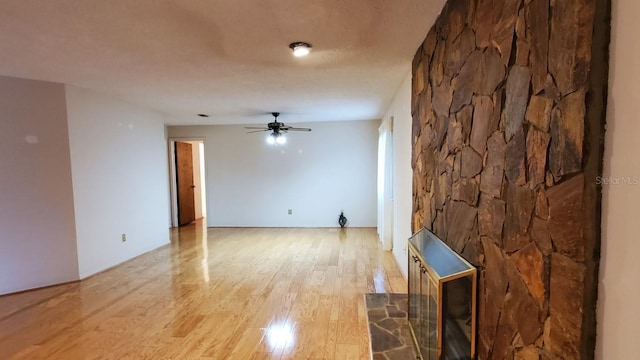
[168,137,206,228]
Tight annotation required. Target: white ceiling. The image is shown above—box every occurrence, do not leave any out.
[0,0,445,125]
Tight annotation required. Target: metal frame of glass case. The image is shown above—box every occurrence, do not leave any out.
[407,227,477,360]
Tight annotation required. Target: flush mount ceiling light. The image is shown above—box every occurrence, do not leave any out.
[289,42,312,57]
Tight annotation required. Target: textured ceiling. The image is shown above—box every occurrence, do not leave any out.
[0,1,445,125]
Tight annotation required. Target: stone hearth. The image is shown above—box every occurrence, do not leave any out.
[365,293,419,360]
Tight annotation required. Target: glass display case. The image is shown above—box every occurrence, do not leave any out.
[408,228,477,360]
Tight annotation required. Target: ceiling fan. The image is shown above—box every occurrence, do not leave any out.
[245,112,311,145]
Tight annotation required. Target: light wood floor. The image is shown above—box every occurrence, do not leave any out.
[0,223,407,359]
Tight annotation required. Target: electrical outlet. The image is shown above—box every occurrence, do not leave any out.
[121,233,127,242]
[288,209,292,215]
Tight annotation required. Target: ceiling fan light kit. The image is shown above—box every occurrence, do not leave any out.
[289,42,312,57]
[266,132,287,145]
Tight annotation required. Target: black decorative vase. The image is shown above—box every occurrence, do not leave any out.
[338,211,347,228]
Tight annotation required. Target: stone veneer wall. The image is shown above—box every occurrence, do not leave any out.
[410,0,609,359]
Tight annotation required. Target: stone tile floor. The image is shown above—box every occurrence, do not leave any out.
[365,293,420,360]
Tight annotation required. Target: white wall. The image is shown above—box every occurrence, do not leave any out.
[187,141,204,219]
[0,76,79,294]
[382,72,413,278]
[168,120,378,227]
[66,86,170,278]
[597,1,640,358]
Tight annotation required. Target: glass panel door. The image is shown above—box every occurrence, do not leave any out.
[442,278,473,359]
[420,268,438,359]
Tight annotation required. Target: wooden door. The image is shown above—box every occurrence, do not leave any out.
[176,142,196,226]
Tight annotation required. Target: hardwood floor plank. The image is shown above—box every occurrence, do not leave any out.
[334,343,361,360]
[0,224,407,359]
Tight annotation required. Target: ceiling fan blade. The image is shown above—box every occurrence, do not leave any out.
[245,115,311,136]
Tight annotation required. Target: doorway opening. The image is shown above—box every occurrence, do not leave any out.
[169,139,207,227]
[377,117,393,251]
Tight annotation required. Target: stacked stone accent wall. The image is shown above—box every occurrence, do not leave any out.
[410,0,609,358]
